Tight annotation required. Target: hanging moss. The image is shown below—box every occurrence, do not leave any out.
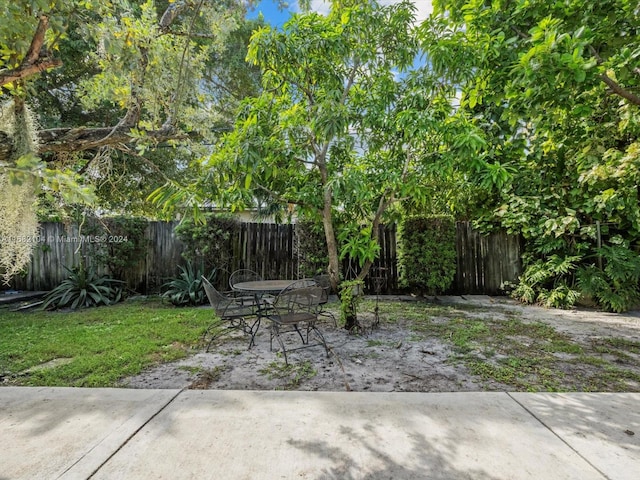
[0,100,40,284]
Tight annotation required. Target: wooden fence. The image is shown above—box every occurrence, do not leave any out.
[454,222,523,295]
[10,221,522,295]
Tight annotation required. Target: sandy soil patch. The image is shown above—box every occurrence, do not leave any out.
[120,295,640,392]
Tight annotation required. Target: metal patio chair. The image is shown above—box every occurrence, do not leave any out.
[263,284,329,364]
[228,269,264,304]
[201,276,261,351]
[229,269,262,290]
[313,274,337,327]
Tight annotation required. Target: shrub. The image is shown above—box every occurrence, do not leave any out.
[398,215,456,295]
[295,219,328,277]
[512,254,582,309]
[162,263,216,307]
[174,213,240,274]
[577,245,640,313]
[82,216,149,283]
[42,266,124,310]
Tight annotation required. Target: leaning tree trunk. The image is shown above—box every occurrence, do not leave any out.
[319,180,362,330]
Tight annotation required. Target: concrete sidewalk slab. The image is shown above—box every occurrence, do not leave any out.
[2,388,638,480]
[511,393,640,480]
[93,391,605,480]
[0,387,180,480]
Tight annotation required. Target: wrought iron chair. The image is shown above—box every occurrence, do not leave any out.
[264,284,329,364]
[229,269,262,289]
[313,274,337,327]
[201,276,261,351]
[228,269,263,305]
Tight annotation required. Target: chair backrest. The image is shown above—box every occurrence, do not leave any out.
[312,274,331,289]
[229,269,263,290]
[202,276,232,312]
[312,274,331,304]
[274,285,323,315]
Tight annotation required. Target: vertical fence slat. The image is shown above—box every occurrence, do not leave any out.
[454,221,522,295]
[10,220,521,295]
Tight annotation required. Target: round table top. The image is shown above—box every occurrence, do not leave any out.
[232,280,297,294]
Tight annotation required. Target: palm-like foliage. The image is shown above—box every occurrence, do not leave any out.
[42,266,124,310]
[577,245,640,313]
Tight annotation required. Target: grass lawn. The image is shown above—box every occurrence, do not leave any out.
[0,297,212,387]
[2,297,639,392]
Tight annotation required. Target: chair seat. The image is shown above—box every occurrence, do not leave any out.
[266,284,329,364]
[202,276,261,351]
[268,312,316,325]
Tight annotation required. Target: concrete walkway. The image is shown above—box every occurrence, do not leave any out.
[1,388,638,480]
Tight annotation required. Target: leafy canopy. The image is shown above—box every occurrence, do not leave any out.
[175,0,483,298]
[428,0,640,310]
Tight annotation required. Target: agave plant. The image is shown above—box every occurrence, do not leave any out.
[162,263,216,306]
[43,265,125,310]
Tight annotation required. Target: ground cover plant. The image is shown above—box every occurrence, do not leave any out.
[2,296,638,392]
[122,298,640,393]
[384,300,640,392]
[0,297,212,387]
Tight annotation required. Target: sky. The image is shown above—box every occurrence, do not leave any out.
[247,1,434,27]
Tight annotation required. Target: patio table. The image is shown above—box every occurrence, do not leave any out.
[232,280,298,295]
[232,280,302,325]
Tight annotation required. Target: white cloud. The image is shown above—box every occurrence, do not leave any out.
[294,1,433,22]
[307,0,332,16]
[380,0,433,22]
[410,0,434,22]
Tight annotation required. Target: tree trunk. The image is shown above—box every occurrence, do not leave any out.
[321,185,340,293]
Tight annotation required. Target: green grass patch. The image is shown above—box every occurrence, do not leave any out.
[593,337,640,355]
[0,298,212,387]
[258,359,317,389]
[369,299,636,392]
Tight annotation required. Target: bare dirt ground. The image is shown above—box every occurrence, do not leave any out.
[120,295,640,392]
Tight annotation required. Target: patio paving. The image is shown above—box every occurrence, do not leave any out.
[1,387,638,479]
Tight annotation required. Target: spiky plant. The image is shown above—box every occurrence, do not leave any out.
[162,263,217,306]
[42,265,124,310]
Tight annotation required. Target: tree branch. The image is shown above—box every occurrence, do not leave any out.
[0,125,185,163]
[0,15,63,87]
[588,46,640,106]
[599,73,640,106]
[509,25,529,40]
[0,57,62,86]
[25,15,49,64]
[316,60,360,166]
[254,183,307,208]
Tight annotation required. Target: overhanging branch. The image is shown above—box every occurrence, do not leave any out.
[37,125,185,155]
[0,15,62,87]
[0,124,186,164]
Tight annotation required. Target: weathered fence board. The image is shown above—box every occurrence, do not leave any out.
[10,220,522,295]
[454,222,523,295]
[140,221,184,292]
[9,221,185,293]
[229,223,297,281]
